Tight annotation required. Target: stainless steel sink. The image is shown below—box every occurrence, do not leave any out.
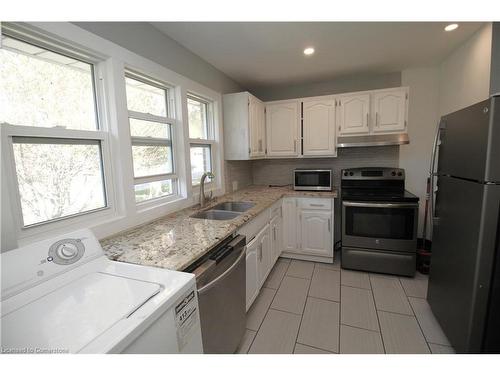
[210,201,255,212]
[190,210,241,220]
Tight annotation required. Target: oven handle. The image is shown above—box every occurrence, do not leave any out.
[342,201,419,209]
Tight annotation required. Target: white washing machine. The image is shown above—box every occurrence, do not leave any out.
[0,229,203,354]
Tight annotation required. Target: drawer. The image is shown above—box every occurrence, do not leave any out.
[298,198,332,210]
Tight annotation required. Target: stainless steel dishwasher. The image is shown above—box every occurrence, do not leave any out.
[189,234,246,354]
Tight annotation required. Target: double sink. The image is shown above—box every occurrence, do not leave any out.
[190,201,255,220]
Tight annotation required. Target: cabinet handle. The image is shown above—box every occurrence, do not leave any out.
[258,139,263,152]
[310,203,325,207]
[328,218,331,232]
[366,113,369,125]
[376,112,379,127]
[258,244,262,261]
[273,227,276,241]
[294,140,297,153]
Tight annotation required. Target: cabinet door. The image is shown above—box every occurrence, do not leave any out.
[302,99,336,156]
[245,237,260,311]
[282,198,298,253]
[372,89,407,133]
[257,224,272,287]
[298,210,333,257]
[270,214,283,265]
[249,95,266,157]
[266,101,300,157]
[338,94,370,135]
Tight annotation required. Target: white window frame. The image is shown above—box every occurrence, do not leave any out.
[125,71,182,205]
[0,29,117,239]
[1,22,226,250]
[187,93,217,188]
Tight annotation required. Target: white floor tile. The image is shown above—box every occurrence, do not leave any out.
[294,343,334,354]
[400,272,428,298]
[370,274,413,315]
[340,325,384,354]
[378,311,430,354]
[408,297,451,346]
[286,260,315,279]
[236,329,256,354]
[309,267,340,301]
[297,297,340,353]
[271,276,310,314]
[263,260,289,289]
[341,285,379,331]
[341,269,371,289]
[249,309,301,354]
[246,287,276,331]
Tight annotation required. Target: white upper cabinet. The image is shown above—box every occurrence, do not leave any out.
[249,95,266,157]
[372,88,408,133]
[337,93,371,136]
[265,100,300,157]
[223,91,265,160]
[302,99,337,157]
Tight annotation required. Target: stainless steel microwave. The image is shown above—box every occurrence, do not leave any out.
[293,169,333,191]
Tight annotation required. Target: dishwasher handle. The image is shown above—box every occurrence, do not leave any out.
[197,245,246,294]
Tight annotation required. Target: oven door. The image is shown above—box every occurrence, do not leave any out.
[342,201,418,252]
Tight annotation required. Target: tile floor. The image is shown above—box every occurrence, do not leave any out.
[236,256,455,354]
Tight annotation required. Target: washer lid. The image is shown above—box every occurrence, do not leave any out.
[1,272,161,353]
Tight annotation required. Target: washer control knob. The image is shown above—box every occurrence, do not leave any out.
[57,244,78,259]
[48,238,85,265]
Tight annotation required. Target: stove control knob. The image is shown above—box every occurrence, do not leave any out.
[397,172,403,177]
[349,172,354,176]
[391,171,396,176]
[344,171,348,176]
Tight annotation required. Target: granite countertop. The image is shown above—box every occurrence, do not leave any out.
[100,185,337,272]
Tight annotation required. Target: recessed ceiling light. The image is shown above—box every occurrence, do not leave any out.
[303,47,315,56]
[444,23,459,32]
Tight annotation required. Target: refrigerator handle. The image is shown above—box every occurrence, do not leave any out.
[429,120,445,238]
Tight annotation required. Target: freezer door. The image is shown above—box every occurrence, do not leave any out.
[427,176,500,352]
[438,97,500,182]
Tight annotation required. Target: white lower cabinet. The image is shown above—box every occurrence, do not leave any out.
[282,197,334,260]
[245,236,260,311]
[282,198,298,252]
[270,213,282,265]
[256,224,272,288]
[243,197,333,310]
[299,210,333,257]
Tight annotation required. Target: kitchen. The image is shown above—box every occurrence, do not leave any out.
[1,4,500,373]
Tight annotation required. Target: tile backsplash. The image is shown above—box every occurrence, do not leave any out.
[224,160,254,192]
[251,146,400,187]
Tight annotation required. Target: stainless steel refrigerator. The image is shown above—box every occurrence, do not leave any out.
[427,96,500,353]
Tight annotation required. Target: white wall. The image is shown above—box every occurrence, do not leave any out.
[74,22,242,94]
[439,23,492,116]
[400,68,440,239]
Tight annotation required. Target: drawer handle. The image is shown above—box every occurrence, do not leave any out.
[310,203,326,207]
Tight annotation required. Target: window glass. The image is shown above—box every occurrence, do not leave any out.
[190,145,212,185]
[134,179,173,203]
[131,144,173,178]
[129,118,171,139]
[12,138,106,226]
[125,77,167,117]
[187,97,209,139]
[0,36,97,130]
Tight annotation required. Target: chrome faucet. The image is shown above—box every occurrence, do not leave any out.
[200,171,215,208]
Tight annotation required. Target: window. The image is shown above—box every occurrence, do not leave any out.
[1,35,108,228]
[187,95,215,186]
[125,74,177,203]
[1,36,98,130]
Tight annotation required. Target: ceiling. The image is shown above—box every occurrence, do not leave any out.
[151,22,484,90]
